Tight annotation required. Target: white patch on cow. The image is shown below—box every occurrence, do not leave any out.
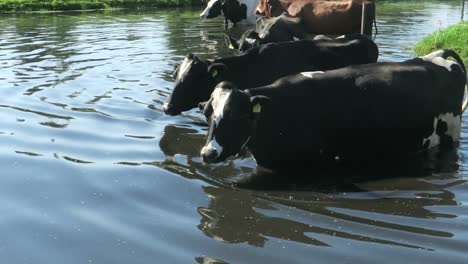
[431,57,459,72]
[422,113,461,149]
[200,0,220,18]
[177,57,192,80]
[336,35,346,39]
[420,50,445,62]
[211,88,232,126]
[300,71,324,78]
[201,139,224,158]
[293,37,300,41]
[245,37,257,44]
[419,50,462,72]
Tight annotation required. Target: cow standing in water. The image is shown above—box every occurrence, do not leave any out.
[200,0,259,27]
[163,35,378,115]
[255,0,376,35]
[200,50,467,171]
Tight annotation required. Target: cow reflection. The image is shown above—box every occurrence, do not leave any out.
[197,147,463,248]
[159,124,205,160]
[198,186,328,247]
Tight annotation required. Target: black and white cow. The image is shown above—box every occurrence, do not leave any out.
[163,35,379,115]
[200,0,258,27]
[225,13,307,52]
[199,50,467,171]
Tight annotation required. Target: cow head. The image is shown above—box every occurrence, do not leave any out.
[163,54,227,116]
[200,0,223,19]
[224,30,261,51]
[200,82,270,163]
[200,0,247,24]
[255,0,285,17]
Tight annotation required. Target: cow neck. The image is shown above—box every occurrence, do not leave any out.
[204,59,224,100]
[212,55,248,86]
[240,89,262,152]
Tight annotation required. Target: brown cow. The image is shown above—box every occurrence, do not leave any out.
[255,0,376,35]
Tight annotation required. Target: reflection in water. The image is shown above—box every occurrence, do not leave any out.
[159,124,205,159]
[197,147,465,251]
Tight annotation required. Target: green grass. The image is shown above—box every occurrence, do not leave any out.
[414,21,468,65]
[0,0,203,12]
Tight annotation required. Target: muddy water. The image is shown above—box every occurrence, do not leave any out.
[0,1,467,263]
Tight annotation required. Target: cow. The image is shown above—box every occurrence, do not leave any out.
[255,0,376,35]
[163,34,379,116]
[224,13,307,52]
[200,0,258,27]
[199,50,467,171]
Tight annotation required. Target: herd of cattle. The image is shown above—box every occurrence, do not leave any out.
[162,0,468,171]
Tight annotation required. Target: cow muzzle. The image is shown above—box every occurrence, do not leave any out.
[201,146,220,163]
[162,102,181,116]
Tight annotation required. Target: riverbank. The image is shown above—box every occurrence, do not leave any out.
[0,0,204,12]
[414,21,468,65]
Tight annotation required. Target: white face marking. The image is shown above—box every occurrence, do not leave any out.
[211,88,232,126]
[422,113,461,149]
[300,71,324,78]
[293,37,300,41]
[200,0,220,18]
[419,50,460,72]
[201,139,223,159]
[177,57,192,80]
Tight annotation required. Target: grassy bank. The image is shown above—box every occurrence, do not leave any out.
[414,21,468,65]
[0,0,204,12]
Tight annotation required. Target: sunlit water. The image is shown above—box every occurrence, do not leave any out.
[0,1,467,263]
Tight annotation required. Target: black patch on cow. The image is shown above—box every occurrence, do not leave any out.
[422,139,430,149]
[436,119,454,147]
[222,0,247,24]
[435,119,448,136]
[206,0,223,18]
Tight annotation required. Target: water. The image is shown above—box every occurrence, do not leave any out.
[0,1,467,263]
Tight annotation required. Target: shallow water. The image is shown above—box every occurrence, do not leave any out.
[0,1,467,263]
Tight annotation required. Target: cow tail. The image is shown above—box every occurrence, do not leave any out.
[442,49,466,74]
[441,50,468,113]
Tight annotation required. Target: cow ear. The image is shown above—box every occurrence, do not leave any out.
[208,63,227,79]
[198,101,208,111]
[200,98,213,117]
[250,95,270,114]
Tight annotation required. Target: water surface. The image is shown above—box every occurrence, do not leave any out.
[0,2,467,263]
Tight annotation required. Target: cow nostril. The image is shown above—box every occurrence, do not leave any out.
[202,149,218,163]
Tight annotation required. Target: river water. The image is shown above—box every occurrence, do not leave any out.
[0,1,467,263]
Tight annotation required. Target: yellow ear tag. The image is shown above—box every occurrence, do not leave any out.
[228,43,234,49]
[211,69,218,78]
[253,103,262,113]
